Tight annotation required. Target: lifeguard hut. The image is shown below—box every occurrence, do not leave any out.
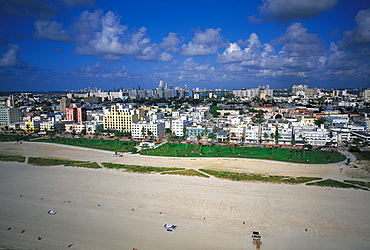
[252,231,262,250]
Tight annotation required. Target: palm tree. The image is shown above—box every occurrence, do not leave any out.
[274,126,280,145]
[263,132,269,144]
[141,127,146,139]
[147,129,153,140]
[182,127,188,141]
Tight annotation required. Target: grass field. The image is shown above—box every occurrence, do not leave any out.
[161,169,210,178]
[344,180,370,188]
[0,134,32,142]
[101,162,184,173]
[352,151,370,161]
[141,143,346,164]
[199,169,322,184]
[0,154,26,162]
[306,179,368,190]
[34,137,137,153]
[28,157,101,169]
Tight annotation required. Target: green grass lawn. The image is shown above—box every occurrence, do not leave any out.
[140,143,346,164]
[0,134,32,142]
[28,157,101,168]
[34,137,137,153]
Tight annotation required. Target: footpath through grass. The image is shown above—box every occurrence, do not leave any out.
[34,137,137,153]
[141,143,346,164]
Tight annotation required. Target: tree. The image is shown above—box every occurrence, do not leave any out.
[273,125,280,145]
[147,129,153,140]
[208,133,215,141]
[275,114,282,119]
[263,132,269,143]
[80,128,87,137]
[314,117,327,127]
[274,130,280,145]
[182,127,188,141]
[141,127,146,139]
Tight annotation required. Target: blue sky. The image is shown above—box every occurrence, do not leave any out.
[0,0,369,91]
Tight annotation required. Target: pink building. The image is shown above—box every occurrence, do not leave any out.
[65,104,87,123]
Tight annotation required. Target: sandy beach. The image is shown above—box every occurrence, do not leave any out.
[0,142,369,249]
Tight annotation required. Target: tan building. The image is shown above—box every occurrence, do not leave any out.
[103,104,140,132]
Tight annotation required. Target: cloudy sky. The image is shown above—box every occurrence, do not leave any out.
[0,0,369,91]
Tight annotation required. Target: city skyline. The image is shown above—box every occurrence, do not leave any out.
[0,0,369,92]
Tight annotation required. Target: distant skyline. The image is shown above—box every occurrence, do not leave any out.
[0,0,369,91]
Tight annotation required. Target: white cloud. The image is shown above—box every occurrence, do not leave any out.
[340,9,370,51]
[217,33,276,68]
[134,44,173,62]
[180,28,225,56]
[0,44,20,67]
[73,10,173,62]
[275,23,325,58]
[249,0,338,23]
[160,32,181,52]
[33,20,70,43]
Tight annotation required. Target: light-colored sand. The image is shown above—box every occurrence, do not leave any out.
[0,142,369,250]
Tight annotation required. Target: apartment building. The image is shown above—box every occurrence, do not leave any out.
[131,121,165,139]
[0,102,21,129]
[171,116,193,137]
[65,104,87,123]
[103,104,140,132]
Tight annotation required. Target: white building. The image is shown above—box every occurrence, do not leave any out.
[244,125,259,143]
[171,116,193,137]
[132,121,165,139]
[40,121,65,134]
[0,102,21,129]
[294,125,338,147]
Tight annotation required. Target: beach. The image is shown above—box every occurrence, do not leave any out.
[0,142,369,249]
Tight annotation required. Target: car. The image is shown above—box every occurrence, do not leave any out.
[47,210,57,215]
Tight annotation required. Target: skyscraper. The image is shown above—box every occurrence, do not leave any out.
[0,102,21,129]
[158,80,164,89]
[60,97,71,113]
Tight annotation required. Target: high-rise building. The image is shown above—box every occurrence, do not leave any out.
[0,102,21,129]
[292,85,308,95]
[65,104,87,123]
[7,95,15,107]
[158,80,164,89]
[59,97,71,113]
